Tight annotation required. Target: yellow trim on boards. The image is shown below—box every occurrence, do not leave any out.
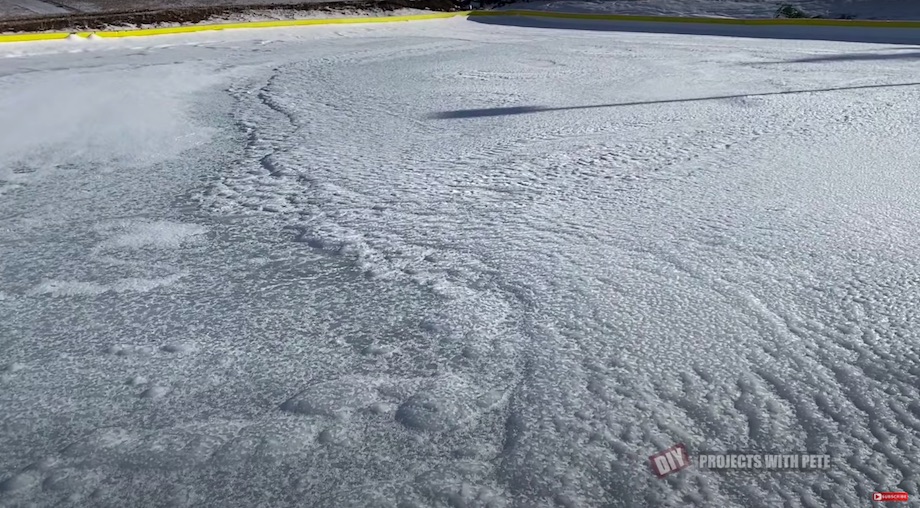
[91,11,469,38]
[0,31,74,42]
[0,11,468,43]
[0,8,918,44]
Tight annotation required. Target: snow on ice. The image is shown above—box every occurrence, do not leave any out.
[1,15,920,508]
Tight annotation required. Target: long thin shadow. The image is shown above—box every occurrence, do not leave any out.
[779,51,920,63]
[428,81,920,119]
[467,14,920,45]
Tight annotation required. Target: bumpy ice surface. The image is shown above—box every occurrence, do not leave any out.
[2,18,920,507]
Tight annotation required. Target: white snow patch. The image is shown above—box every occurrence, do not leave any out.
[2,362,25,373]
[36,8,444,35]
[96,220,207,250]
[0,63,219,170]
[29,273,185,296]
[0,470,41,494]
[139,385,170,399]
[160,343,196,354]
[28,280,108,297]
[201,7,437,24]
[107,345,155,356]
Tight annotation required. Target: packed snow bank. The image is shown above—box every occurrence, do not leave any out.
[32,7,442,35]
[0,1,457,36]
[499,0,920,20]
[0,9,451,41]
[203,6,437,21]
[112,7,441,30]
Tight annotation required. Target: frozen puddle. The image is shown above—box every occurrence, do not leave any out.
[1,16,920,508]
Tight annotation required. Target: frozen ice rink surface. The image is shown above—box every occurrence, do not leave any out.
[1,17,920,507]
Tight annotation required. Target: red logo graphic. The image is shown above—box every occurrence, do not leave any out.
[873,492,909,503]
[650,443,690,478]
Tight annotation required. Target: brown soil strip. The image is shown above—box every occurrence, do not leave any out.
[0,0,463,33]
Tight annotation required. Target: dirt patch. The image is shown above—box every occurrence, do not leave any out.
[0,0,463,33]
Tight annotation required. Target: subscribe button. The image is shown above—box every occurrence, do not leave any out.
[873,492,909,502]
